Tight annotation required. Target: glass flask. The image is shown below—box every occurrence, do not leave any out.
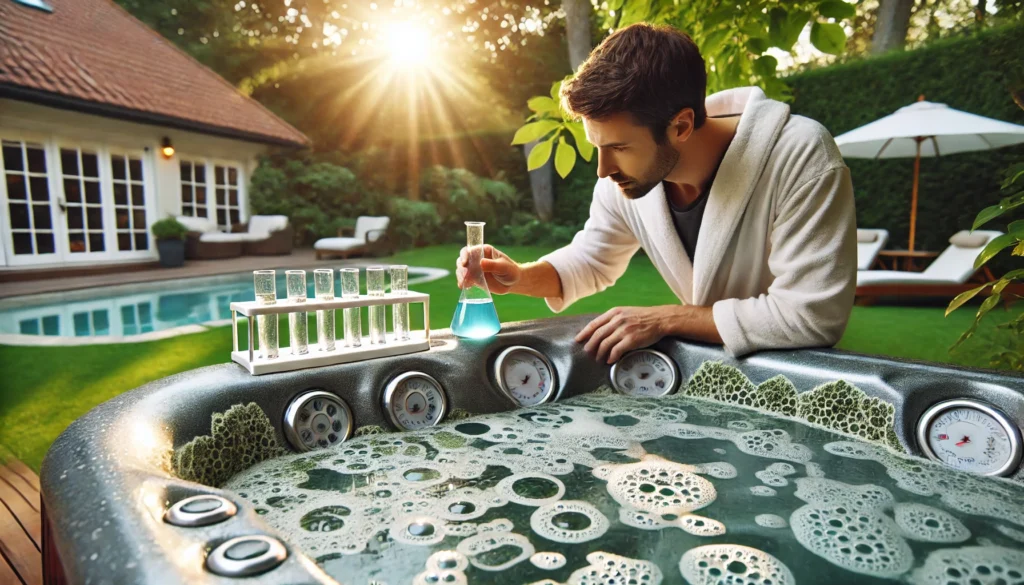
[451,221,501,339]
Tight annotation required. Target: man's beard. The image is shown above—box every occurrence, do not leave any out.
[612,142,680,200]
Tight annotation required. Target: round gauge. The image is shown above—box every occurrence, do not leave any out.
[610,349,679,397]
[917,399,1023,477]
[383,372,448,430]
[284,390,354,452]
[494,346,558,407]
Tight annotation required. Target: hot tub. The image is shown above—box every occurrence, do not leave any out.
[39,314,1024,584]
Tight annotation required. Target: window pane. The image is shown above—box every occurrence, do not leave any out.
[63,178,80,202]
[27,146,46,173]
[229,209,240,225]
[61,149,79,176]
[131,184,144,206]
[228,167,238,184]
[116,210,129,229]
[9,203,29,229]
[82,152,99,177]
[216,188,225,205]
[133,209,145,229]
[182,205,194,216]
[73,312,89,336]
[195,186,206,204]
[89,232,104,252]
[93,310,109,335]
[129,158,142,181]
[42,315,60,336]
[121,306,136,326]
[114,183,128,206]
[139,302,152,324]
[13,232,32,254]
[134,232,148,250]
[67,206,83,229]
[84,180,101,204]
[217,209,226,226]
[180,162,191,182]
[229,189,238,205]
[111,155,126,180]
[2,143,24,172]
[215,165,224,184]
[196,205,207,217]
[118,233,131,251]
[36,232,55,254]
[30,176,49,201]
[181,184,193,204]
[6,174,27,200]
[19,319,40,335]
[69,232,85,253]
[86,206,103,230]
[195,164,206,183]
[33,204,51,230]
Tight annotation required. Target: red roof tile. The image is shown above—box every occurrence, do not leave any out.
[0,0,310,147]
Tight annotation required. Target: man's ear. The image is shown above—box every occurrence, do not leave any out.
[667,108,696,143]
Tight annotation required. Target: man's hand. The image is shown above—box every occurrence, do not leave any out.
[455,244,521,295]
[576,306,677,364]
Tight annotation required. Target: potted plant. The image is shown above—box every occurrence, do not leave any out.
[151,217,189,267]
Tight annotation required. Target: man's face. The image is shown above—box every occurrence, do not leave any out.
[584,112,680,200]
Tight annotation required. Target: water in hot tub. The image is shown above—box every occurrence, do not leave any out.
[224,391,1024,584]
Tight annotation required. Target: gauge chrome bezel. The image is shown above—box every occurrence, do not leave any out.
[609,349,680,397]
[493,345,558,406]
[382,371,448,430]
[283,389,354,452]
[916,398,1023,477]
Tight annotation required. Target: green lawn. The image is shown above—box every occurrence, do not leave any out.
[1,244,1019,471]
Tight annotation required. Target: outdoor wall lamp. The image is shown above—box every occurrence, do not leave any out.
[161,137,175,159]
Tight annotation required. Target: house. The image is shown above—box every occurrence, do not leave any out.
[0,0,309,271]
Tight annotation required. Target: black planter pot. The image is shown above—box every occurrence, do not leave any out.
[156,238,186,268]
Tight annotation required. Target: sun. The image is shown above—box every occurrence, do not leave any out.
[385,21,433,67]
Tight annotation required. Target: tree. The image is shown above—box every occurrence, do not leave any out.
[872,0,915,54]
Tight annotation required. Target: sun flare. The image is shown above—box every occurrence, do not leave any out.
[385,21,433,67]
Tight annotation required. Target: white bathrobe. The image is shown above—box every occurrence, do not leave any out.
[538,86,858,357]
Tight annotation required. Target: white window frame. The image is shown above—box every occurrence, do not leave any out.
[0,130,63,266]
[177,155,247,231]
[178,158,211,220]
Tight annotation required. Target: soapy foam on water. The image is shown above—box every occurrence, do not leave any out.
[568,552,663,585]
[530,500,609,543]
[893,503,970,543]
[908,546,1024,585]
[530,552,567,570]
[679,545,794,585]
[755,514,788,528]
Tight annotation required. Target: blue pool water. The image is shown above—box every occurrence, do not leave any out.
[0,270,422,339]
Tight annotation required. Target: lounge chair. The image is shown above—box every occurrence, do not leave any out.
[855,230,1011,304]
[232,215,294,256]
[856,228,889,270]
[176,215,243,260]
[314,216,393,260]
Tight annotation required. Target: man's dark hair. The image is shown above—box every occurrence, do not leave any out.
[560,23,707,143]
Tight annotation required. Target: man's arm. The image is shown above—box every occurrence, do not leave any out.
[509,260,564,299]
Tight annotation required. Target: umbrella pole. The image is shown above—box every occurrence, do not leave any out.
[909,139,922,252]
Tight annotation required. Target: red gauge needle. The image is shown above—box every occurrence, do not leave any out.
[955,436,971,447]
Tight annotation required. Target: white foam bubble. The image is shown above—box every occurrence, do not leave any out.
[456,531,535,571]
[495,473,566,506]
[530,500,609,544]
[713,448,727,455]
[389,515,446,546]
[997,524,1024,543]
[530,552,567,570]
[679,545,794,585]
[755,513,787,528]
[678,514,726,536]
[790,504,913,578]
[750,486,777,497]
[602,457,717,515]
[425,550,469,572]
[908,546,1024,585]
[894,503,970,543]
[568,552,663,585]
[694,461,738,479]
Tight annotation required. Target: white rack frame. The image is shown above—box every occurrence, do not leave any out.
[230,291,430,375]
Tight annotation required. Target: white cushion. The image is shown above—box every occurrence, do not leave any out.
[857,271,955,286]
[354,216,390,243]
[314,237,366,252]
[856,229,888,270]
[177,215,218,233]
[856,229,878,243]
[249,215,288,234]
[949,230,988,249]
[240,231,272,242]
[199,232,248,243]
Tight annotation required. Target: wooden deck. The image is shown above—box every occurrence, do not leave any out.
[0,446,41,585]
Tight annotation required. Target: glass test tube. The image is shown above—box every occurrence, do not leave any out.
[391,265,410,342]
[253,270,278,359]
[367,266,386,344]
[340,268,362,347]
[314,269,335,351]
[286,270,308,355]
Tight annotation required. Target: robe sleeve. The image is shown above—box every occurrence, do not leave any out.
[712,166,857,357]
[537,181,641,313]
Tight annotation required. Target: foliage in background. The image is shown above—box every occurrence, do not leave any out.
[786,23,1024,262]
[150,217,189,241]
[946,159,1024,370]
[418,166,523,237]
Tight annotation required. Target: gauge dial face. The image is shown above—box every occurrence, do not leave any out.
[610,350,679,397]
[495,346,557,406]
[384,373,447,430]
[284,391,353,452]
[919,400,1022,476]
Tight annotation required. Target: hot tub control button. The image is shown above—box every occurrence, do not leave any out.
[164,495,237,527]
[207,535,287,577]
[610,349,680,397]
[284,390,354,452]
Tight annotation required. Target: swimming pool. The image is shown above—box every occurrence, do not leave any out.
[0,267,447,341]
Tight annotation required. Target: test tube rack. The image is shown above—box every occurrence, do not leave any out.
[230,291,430,375]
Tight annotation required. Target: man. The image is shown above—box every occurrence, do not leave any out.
[456,23,857,363]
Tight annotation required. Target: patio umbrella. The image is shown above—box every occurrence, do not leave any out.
[834,96,1024,251]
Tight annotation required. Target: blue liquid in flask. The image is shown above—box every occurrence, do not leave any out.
[451,298,501,339]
